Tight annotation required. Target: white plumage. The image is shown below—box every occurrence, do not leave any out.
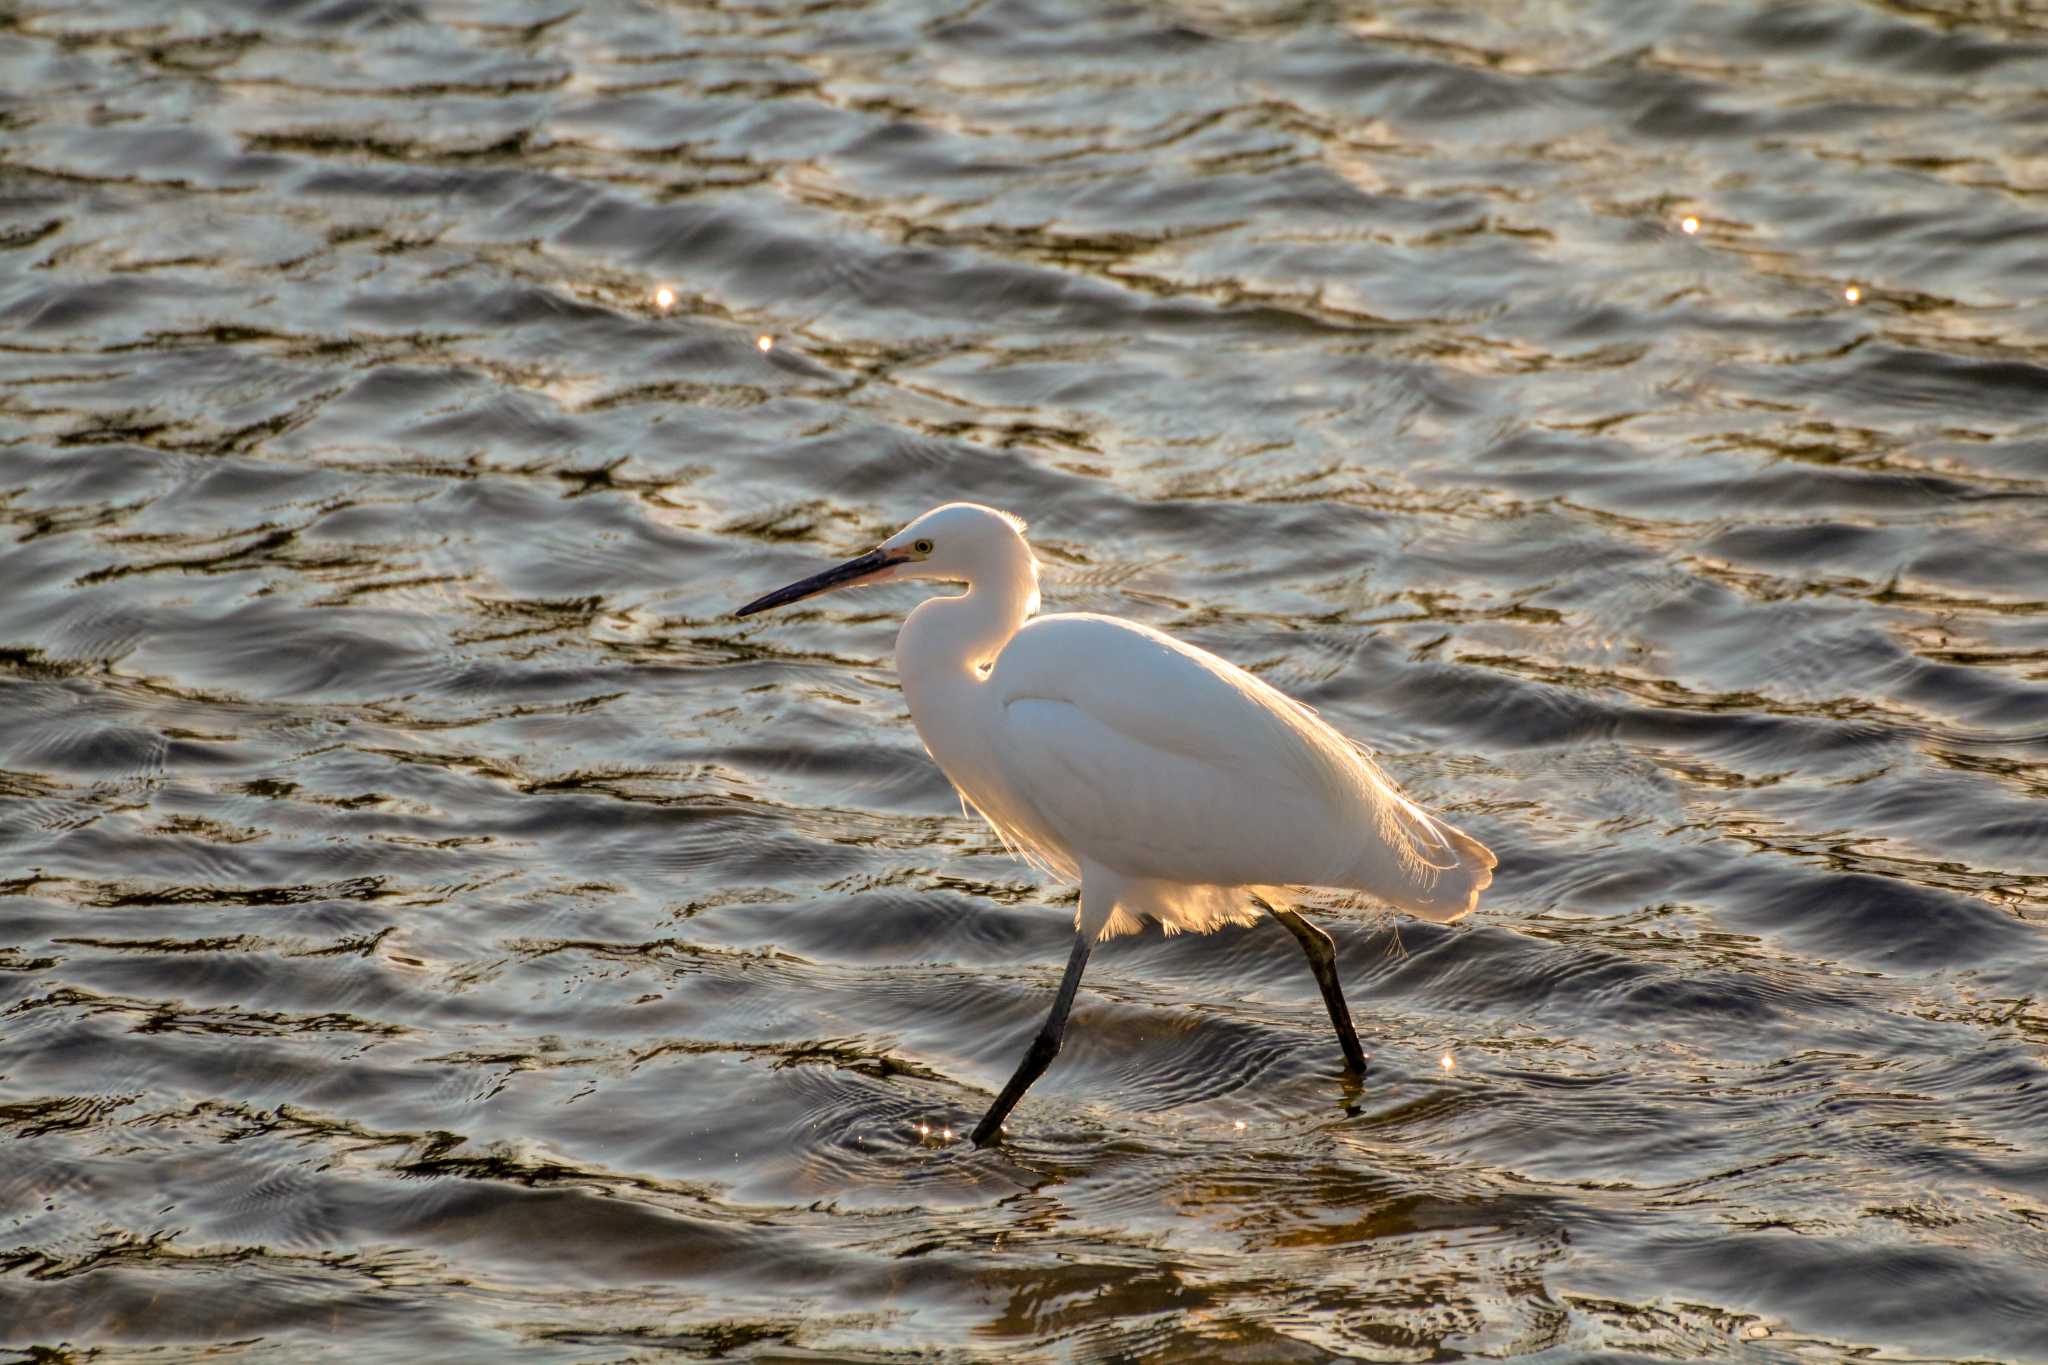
[977,612,1492,933]
[735,500,1496,1142]
[880,505,1494,941]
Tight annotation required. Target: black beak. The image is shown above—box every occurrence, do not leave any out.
[733,548,905,618]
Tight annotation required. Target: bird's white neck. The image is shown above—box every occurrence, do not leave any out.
[897,560,1038,693]
[891,540,1040,845]
[893,569,1031,842]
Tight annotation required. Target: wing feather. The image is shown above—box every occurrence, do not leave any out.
[988,613,1493,920]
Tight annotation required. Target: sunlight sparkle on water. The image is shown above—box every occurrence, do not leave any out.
[652,286,676,310]
[1844,285,1861,303]
[1680,215,1700,234]
[756,334,775,352]
[1440,1052,1456,1072]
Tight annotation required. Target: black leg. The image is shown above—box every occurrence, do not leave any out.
[972,929,1093,1146]
[1272,907,1369,1076]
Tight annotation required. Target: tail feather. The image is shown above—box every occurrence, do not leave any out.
[1358,801,1496,923]
[1410,820,1495,923]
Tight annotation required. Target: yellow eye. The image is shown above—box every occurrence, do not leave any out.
[913,539,934,556]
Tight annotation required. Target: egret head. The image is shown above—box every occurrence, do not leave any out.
[734,502,1035,618]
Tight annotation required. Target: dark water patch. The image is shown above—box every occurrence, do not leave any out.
[1635,1229,2048,1361]
[4,984,406,1041]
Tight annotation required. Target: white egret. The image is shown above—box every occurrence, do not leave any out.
[735,503,1495,1144]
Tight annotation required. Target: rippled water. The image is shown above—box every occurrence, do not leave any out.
[3,0,2047,1360]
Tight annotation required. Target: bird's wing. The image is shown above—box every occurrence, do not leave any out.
[988,614,1493,919]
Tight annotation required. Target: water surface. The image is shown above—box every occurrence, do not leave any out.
[3,0,2047,1360]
